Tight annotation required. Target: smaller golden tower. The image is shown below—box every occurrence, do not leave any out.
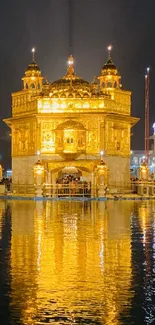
[98,45,121,90]
[22,48,43,92]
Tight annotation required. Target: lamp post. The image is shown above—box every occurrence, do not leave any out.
[94,156,108,197]
[100,150,104,160]
[139,162,149,181]
[33,152,45,197]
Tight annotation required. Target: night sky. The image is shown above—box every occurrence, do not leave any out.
[0,0,155,169]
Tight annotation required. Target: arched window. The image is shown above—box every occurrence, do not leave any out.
[67,137,74,144]
[25,83,28,89]
[31,83,35,89]
[38,83,40,89]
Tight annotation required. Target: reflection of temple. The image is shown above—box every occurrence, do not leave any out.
[4,48,139,192]
[10,200,134,324]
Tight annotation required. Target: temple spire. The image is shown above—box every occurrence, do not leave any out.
[67,54,74,87]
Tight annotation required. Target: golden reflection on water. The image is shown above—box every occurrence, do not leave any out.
[0,201,5,240]
[6,200,139,324]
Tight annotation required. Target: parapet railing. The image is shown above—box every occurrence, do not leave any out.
[10,183,134,197]
[10,182,154,197]
[11,184,35,195]
[43,184,92,197]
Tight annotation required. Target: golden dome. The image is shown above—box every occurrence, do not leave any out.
[50,74,91,98]
[24,49,42,77]
[98,46,121,89]
[25,60,41,77]
[101,45,119,76]
[101,58,119,76]
[49,55,93,98]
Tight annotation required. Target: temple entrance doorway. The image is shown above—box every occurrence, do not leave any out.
[57,166,82,183]
[47,165,92,197]
[55,166,91,197]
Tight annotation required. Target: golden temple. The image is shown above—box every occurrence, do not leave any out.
[4,47,139,194]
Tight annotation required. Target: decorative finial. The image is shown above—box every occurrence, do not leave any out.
[68,54,74,66]
[107,45,112,59]
[67,55,74,87]
[32,48,35,61]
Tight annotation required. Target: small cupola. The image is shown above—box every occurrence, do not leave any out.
[98,45,121,90]
[22,48,43,92]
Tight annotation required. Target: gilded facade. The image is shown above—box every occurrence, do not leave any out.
[4,48,139,192]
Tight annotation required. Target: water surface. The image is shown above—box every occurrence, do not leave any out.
[0,200,155,324]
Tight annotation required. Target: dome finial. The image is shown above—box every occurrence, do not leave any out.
[107,45,112,59]
[67,54,74,87]
[68,54,74,68]
[32,47,35,62]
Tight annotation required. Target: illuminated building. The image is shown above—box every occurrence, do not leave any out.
[4,47,139,193]
[131,123,155,178]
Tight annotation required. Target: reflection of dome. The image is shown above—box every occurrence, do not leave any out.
[56,120,86,130]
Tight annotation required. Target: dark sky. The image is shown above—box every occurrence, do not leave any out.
[0,0,155,169]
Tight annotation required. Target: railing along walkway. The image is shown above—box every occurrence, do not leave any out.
[44,184,91,197]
